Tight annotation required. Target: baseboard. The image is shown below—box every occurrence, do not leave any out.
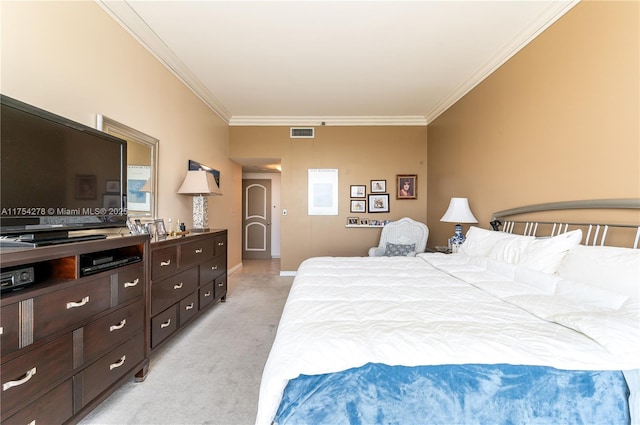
[228,262,243,275]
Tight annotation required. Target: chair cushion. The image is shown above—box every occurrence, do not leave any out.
[384,242,416,257]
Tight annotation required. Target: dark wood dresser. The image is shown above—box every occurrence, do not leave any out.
[0,235,149,425]
[148,229,227,351]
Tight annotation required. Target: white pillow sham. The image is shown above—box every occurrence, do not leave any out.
[555,244,640,300]
[518,229,582,274]
[459,226,520,257]
[460,226,582,275]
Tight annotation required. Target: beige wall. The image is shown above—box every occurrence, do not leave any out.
[3,1,637,271]
[230,126,428,270]
[1,1,243,269]
[427,1,639,247]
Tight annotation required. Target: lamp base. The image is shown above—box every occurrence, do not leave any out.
[448,224,466,253]
[192,195,209,230]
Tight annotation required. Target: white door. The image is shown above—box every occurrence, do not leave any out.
[242,179,271,259]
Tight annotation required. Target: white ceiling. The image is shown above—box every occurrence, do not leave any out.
[99,0,577,127]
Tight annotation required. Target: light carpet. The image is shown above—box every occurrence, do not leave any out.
[79,266,293,425]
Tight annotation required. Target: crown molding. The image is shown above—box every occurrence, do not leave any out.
[97,0,232,123]
[228,116,427,127]
[425,0,578,124]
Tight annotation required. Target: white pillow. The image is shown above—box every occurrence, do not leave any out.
[555,244,640,300]
[518,229,582,274]
[459,226,519,257]
[488,235,534,264]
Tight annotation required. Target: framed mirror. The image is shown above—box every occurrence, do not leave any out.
[97,115,158,219]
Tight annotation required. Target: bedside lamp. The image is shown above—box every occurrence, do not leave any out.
[440,197,478,252]
[177,170,222,232]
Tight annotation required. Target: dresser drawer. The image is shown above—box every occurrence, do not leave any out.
[0,334,72,417]
[151,267,198,316]
[180,238,214,268]
[83,300,144,365]
[178,292,199,326]
[116,265,144,305]
[200,256,226,284]
[199,282,215,310]
[151,246,178,280]
[214,275,227,300]
[214,233,227,258]
[80,334,145,406]
[151,306,177,348]
[33,277,111,342]
[2,379,72,425]
[0,302,19,357]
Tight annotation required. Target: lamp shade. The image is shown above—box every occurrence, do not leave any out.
[139,178,152,193]
[440,197,478,223]
[177,170,222,196]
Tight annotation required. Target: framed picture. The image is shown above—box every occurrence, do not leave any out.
[370,180,386,193]
[75,174,97,200]
[103,194,121,209]
[350,200,366,213]
[350,185,366,198]
[359,218,369,225]
[368,194,390,213]
[347,217,359,225]
[154,218,167,240]
[105,180,120,192]
[397,174,417,199]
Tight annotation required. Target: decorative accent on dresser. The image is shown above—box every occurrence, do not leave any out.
[0,235,149,425]
[148,230,227,351]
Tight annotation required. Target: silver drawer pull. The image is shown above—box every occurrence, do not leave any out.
[160,319,171,328]
[174,282,183,290]
[217,242,224,246]
[204,291,212,297]
[124,278,139,288]
[66,296,89,309]
[185,303,194,310]
[160,260,171,266]
[211,265,218,270]
[110,319,127,332]
[3,367,36,391]
[0,326,3,335]
[109,355,126,370]
[195,248,203,254]
[218,282,224,287]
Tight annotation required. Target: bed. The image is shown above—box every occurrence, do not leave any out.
[256,199,640,425]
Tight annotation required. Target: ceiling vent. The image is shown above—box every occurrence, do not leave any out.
[290,127,315,138]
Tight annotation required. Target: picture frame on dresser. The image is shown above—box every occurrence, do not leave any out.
[154,219,167,240]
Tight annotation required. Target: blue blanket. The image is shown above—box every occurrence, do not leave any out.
[274,363,630,425]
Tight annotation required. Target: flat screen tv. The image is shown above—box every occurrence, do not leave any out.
[1,95,128,246]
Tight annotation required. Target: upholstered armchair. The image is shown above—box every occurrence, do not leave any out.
[368,217,429,256]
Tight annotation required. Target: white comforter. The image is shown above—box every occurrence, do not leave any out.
[256,254,640,425]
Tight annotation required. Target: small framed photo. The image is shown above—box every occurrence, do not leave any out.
[75,174,97,200]
[370,180,386,193]
[154,218,167,240]
[350,185,366,198]
[359,218,369,225]
[105,180,120,192]
[368,194,390,213]
[103,194,121,209]
[350,200,366,213]
[397,174,417,200]
[347,217,359,225]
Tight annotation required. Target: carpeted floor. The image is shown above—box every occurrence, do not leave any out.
[79,260,293,425]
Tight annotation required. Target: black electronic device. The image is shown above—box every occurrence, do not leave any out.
[1,266,35,292]
[0,95,128,244]
[80,255,142,276]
